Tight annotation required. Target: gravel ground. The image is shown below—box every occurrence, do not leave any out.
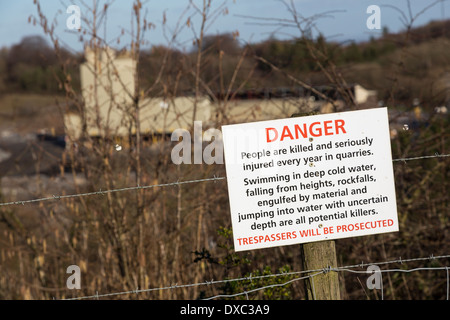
[0,130,86,203]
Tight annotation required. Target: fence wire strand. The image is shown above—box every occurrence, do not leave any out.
[392,153,450,162]
[62,254,450,300]
[0,153,448,208]
[0,176,226,207]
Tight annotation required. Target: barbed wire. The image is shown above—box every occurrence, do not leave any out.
[62,254,450,300]
[332,253,450,269]
[392,152,450,162]
[204,266,450,301]
[203,271,325,300]
[0,176,226,207]
[0,153,448,208]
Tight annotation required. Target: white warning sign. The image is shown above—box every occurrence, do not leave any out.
[222,107,398,252]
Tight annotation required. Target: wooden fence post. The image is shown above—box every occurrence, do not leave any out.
[291,112,341,300]
[300,241,340,300]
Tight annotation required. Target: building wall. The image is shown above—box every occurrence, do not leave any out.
[354,84,377,104]
[80,47,136,137]
[65,47,370,140]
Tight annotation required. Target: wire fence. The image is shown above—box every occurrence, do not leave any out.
[0,176,226,207]
[0,153,448,208]
[391,152,450,162]
[62,254,450,300]
[1,152,448,300]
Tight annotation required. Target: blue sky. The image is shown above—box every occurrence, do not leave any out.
[0,0,448,52]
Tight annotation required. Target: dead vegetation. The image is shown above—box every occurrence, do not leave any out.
[0,0,448,300]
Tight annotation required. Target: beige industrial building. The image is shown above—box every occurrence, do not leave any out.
[64,46,375,141]
[65,46,212,140]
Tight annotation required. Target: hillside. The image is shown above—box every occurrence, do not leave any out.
[0,17,448,301]
[1,20,449,107]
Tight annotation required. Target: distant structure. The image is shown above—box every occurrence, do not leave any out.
[353,84,377,105]
[64,46,211,140]
[64,46,377,142]
[64,46,136,139]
